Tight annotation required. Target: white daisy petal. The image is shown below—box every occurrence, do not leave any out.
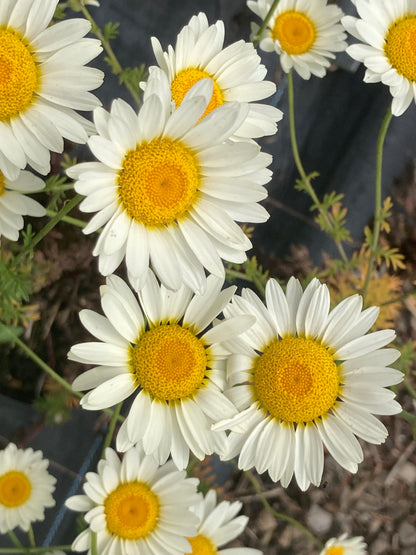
[220,277,401,489]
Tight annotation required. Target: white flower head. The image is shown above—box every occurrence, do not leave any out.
[66,446,201,555]
[187,489,262,554]
[0,0,103,180]
[0,443,56,533]
[343,0,416,116]
[68,272,254,470]
[146,11,283,140]
[0,169,45,243]
[320,532,367,554]
[214,277,403,491]
[247,0,347,79]
[68,74,272,293]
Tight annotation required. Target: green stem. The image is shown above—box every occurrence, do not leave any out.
[252,0,281,46]
[16,194,83,264]
[6,531,29,554]
[102,402,122,453]
[245,471,323,550]
[287,70,348,264]
[0,323,125,423]
[91,531,98,555]
[400,410,416,426]
[27,527,36,549]
[0,323,82,398]
[45,209,86,228]
[80,5,142,107]
[361,105,393,300]
[0,547,71,554]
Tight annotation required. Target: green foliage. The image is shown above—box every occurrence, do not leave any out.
[119,65,147,92]
[226,256,269,296]
[0,324,23,343]
[364,226,406,271]
[103,21,120,41]
[0,252,34,325]
[34,389,72,425]
[44,174,73,211]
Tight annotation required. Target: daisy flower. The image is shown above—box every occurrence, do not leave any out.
[214,277,403,491]
[66,446,201,555]
[0,0,103,180]
[320,532,367,555]
[0,443,56,533]
[68,273,254,470]
[68,75,272,293]
[343,0,416,116]
[247,0,347,79]
[186,489,261,554]
[0,169,45,243]
[146,12,283,140]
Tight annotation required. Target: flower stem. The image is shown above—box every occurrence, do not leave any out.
[91,531,98,555]
[45,209,86,229]
[252,0,281,46]
[27,527,36,549]
[0,323,125,423]
[102,402,122,453]
[287,70,348,263]
[80,5,142,107]
[16,194,83,264]
[6,531,29,554]
[0,547,71,554]
[245,470,324,550]
[361,105,393,300]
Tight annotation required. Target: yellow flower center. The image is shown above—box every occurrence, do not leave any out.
[385,15,416,81]
[272,10,316,55]
[171,67,224,119]
[104,481,160,540]
[0,470,32,508]
[253,336,340,424]
[0,28,39,121]
[131,324,208,401]
[186,533,218,554]
[326,548,344,555]
[117,138,200,227]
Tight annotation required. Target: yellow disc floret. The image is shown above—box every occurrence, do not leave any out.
[171,67,224,118]
[0,29,39,121]
[0,471,32,508]
[186,533,218,554]
[253,336,340,424]
[117,138,200,227]
[0,172,5,196]
[385,15,416,81]
[272,10,316,55]
[131,324,208,401]
[104,481,160,540]
[326,548,344,555]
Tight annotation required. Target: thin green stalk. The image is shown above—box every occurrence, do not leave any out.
[400,410,416,426]
[0,547,71,554]
[287,70,348,263]
[80,5,142,107]
[16,194,83,264]
[245,471,323,550]
[102,402,122,453]
[45,209,86,228]
[0,323,82,398]
[361,106,393,300]
[0,323,125,423]
[91,531,98,555]
[6,531,29,554]
[27,527,36,549]
[252,0,281,46]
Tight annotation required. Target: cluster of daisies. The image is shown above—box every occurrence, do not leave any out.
[0,0,413,553]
